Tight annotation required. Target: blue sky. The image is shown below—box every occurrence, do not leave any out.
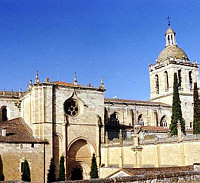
[0,0,200,100]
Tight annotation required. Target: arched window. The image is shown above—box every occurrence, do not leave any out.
[105,112,120,140]
[160,115,167,127]
[110,112,119,127]
[189,71,192,90]
[164,71,169,91]
[2,107,7,121]
[168,35,170,44]
[155,75,159,94]
[105,112,120,130]
[178,70,182,88]
[138,114,144,126]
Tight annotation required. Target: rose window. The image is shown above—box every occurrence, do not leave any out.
[64,100,79,116]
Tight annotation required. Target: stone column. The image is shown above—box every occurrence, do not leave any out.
[177,120,182,142]
[119,130,123,168]
[156,144,161,167]
[105,132,109,167]
[132,128,143,168]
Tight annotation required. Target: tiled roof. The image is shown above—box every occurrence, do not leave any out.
[52,81,105,91]
[105,98,171,107]
[0,118,47,143]
[52,81,81,87]
[141,126,169,132]
[108,165,193,177]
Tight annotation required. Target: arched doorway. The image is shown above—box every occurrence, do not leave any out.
[68,138,94,180]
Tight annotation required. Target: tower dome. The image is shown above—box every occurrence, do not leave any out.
[157,25,189,63]
[157,45,189,63]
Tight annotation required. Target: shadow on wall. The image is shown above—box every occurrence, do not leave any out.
[0,155,4,181]
[105,112,128,140]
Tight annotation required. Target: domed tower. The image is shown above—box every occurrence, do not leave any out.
[149,24,199,128]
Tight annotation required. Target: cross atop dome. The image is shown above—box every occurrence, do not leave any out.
[166,16,171,27]
[156,22,189,63]
[165,24,177,47]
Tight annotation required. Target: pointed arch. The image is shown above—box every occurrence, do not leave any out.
[68,136,95,153]
[68,137,95,180]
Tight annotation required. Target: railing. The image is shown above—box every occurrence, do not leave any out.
[183,134,200,141]
[140,136,178,145]
[102,133,200,148]
[0,90,24,97]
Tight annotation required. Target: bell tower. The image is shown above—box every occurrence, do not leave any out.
[165,24,177,46]
[149,24,199,128]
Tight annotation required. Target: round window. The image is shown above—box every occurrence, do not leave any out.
[64,99,79,116]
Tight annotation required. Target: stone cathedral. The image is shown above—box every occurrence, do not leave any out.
[0,24,200,182]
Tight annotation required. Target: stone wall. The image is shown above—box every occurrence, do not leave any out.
[0,142,45,182]
[100,135,200,178]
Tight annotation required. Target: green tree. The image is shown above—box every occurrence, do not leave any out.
[193,82,200,134]
[22,159,31,182]
[58,156,65,181]
[47,158,56,182]
[90,153,98,179]
[170,73,185,136]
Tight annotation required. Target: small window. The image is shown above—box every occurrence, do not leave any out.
[2,107,7,121]
[131,109,134,126]
[164,71,169,91]
[155,75,159,94]
[31,143,34,148]
[189,71,192,90]
[178,70,182,88]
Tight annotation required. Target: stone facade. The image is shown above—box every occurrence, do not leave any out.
[20,80,105,180]
[0,24,199,182]
[0,142,45,182]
